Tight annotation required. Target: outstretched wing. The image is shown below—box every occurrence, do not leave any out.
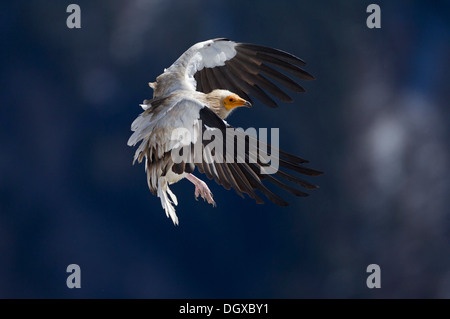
[156,38,314,108]
[172,106,323,206]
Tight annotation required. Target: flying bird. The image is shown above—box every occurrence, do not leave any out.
[128,38,323,225]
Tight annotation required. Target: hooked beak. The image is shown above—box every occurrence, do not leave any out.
[243,100,252,108]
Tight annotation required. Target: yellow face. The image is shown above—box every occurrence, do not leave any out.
[223,94,252,111]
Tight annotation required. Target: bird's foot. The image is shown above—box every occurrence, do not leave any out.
[187,174,216,207]
[194,179,216,206]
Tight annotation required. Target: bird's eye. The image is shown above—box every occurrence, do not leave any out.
[229,98,233,102]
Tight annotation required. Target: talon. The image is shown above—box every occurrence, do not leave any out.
[194,188,200,200]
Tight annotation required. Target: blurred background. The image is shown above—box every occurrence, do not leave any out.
[0,0,449,298]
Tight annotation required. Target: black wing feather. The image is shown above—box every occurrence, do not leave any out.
[193,39,313,108]
[171,106,322,206]
[196,107,322,206]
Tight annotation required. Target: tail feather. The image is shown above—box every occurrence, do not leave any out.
[166,186,179,206]
[157,177,179,225]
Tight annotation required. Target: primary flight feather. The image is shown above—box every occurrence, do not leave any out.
[128,38,322,225]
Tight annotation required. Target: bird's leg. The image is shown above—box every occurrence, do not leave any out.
[186,174,216,207]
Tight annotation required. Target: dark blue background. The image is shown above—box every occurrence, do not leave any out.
[1,0,449,298]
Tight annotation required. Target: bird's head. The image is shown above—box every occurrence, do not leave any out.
[221,92,252,111]
[206,89,252,119]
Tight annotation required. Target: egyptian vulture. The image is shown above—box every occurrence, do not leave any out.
[128,38,322,225]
